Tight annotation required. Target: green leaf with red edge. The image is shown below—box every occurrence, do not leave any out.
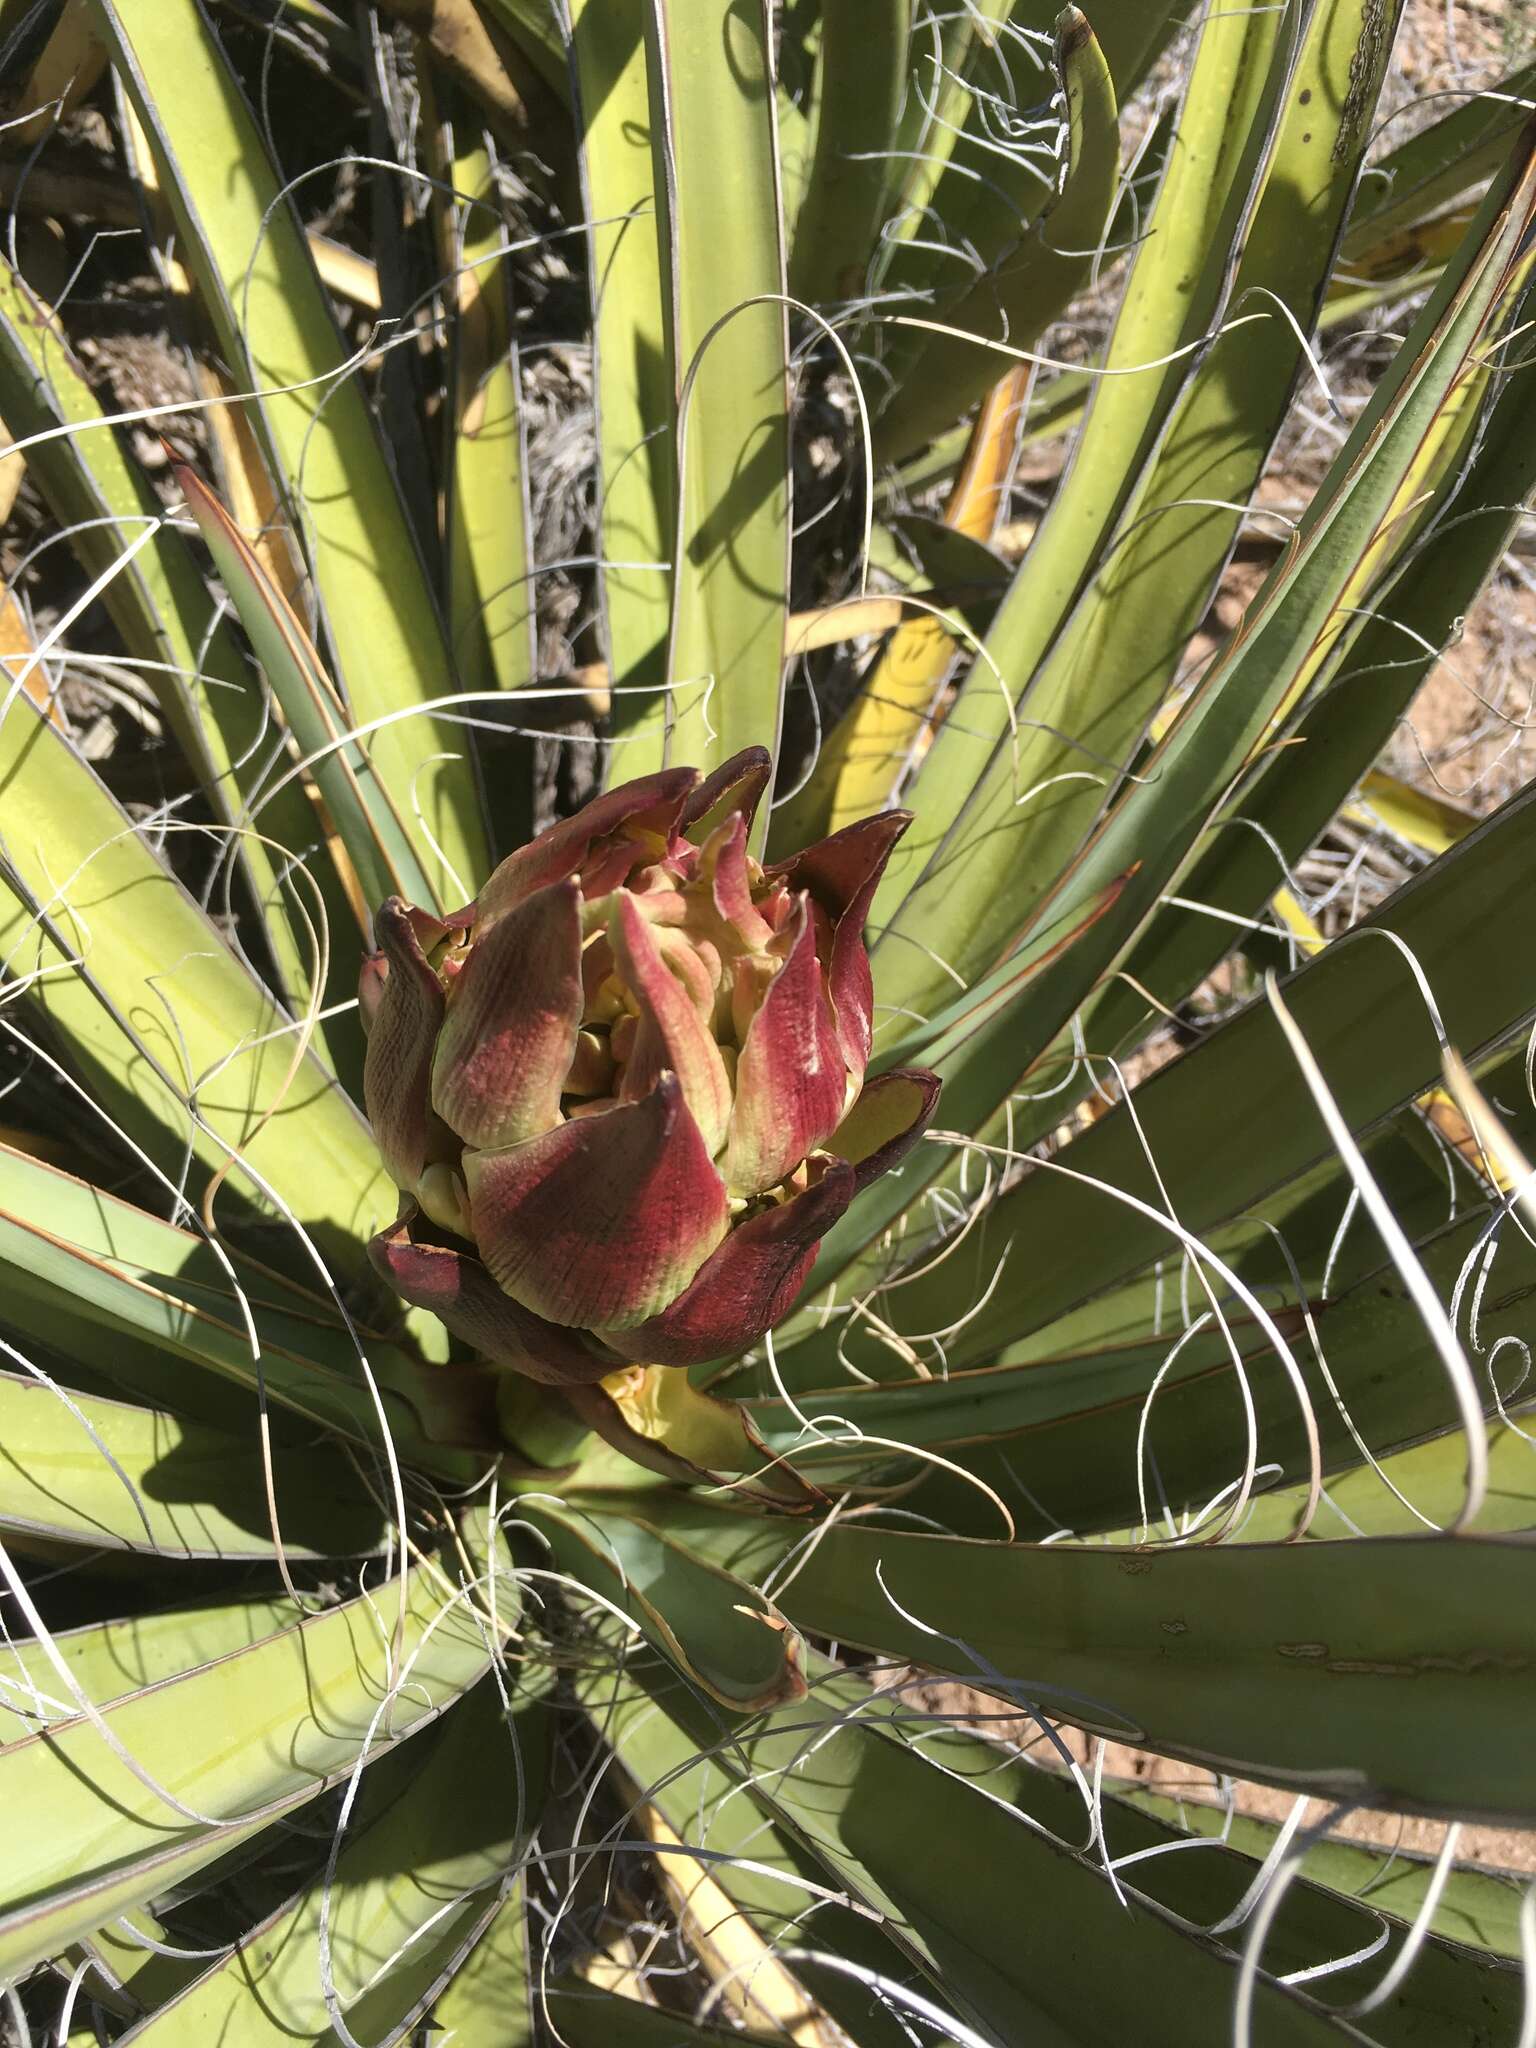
[0,699,389,1234]
[0,1140,478,1475]
[0,1511,504,1979]
[526,1494,805,1713]
[573,1639,1444,2045]
[579,1491,1536,1826]
[872,10,1122,463]
[97,0,490,908]
[0,264,346,1028]
[617,0,791,798]
[795,122,1536,1330]
[112,1672,550,2047]
[175,462,438,914]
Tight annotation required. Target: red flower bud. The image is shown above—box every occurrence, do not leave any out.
[363,750,939,1381]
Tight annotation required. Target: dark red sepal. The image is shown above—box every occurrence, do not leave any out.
[464,1074,729,1330]
[768,810,910,1076]
[362,898,448,1190]
[472,767,699,926]
[678,746,773,842]
[603,1156,856,1367]
[368,1203,613,1386]
[727,897,848,1196]
[827,1067,942,1191]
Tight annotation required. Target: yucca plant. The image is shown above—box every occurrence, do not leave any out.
[1,0,1535,2038]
